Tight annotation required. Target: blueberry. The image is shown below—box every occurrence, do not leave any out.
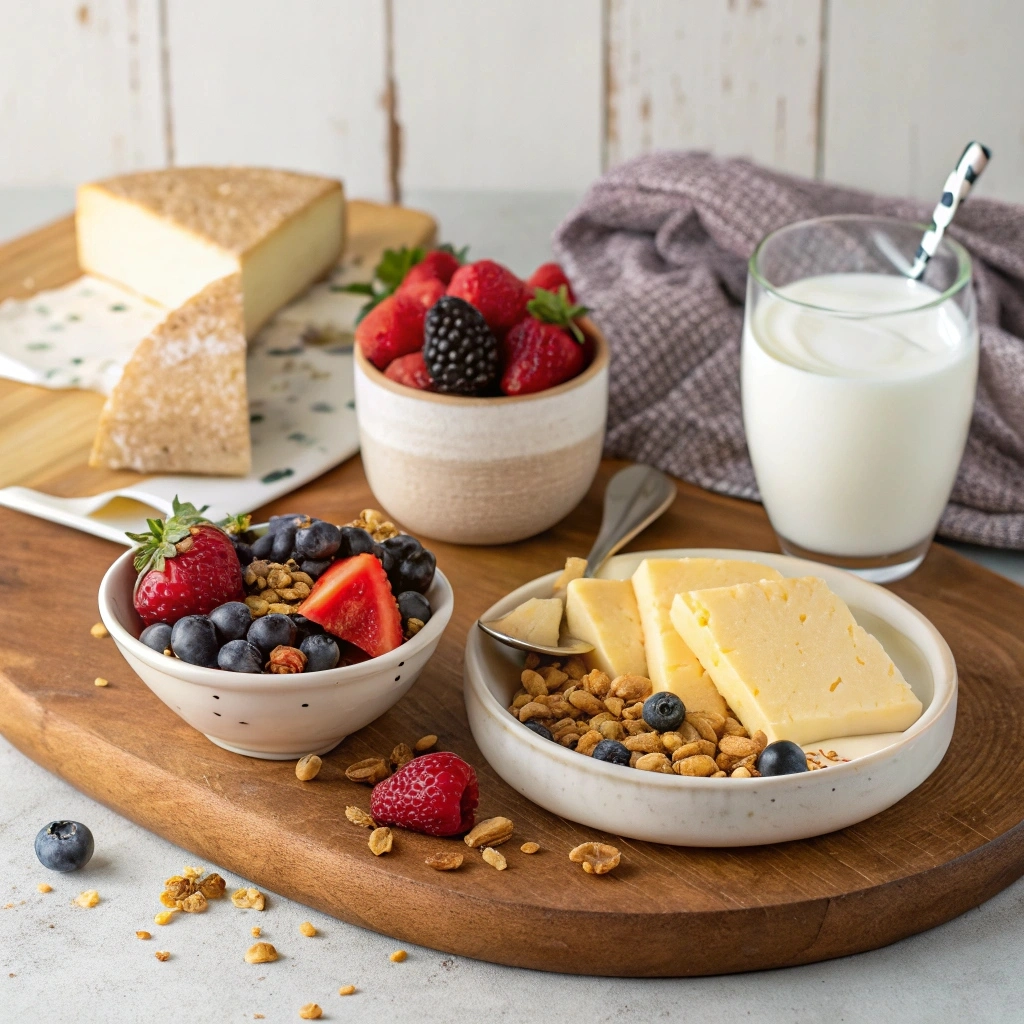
[396,548,436,594]
[641,691,686,732]
[757,740,809,777]
[397,591,432,629]
[339,526,375,557]
[592,739,631,766]
[170,615,219,667]
[250,532,274,559]
[523,719,553,741]
[218,639,264,673]
[291,614,323,643]
[247,613,297,655]
[300,633,340,672]
[381,534,422,560]
[139,622,172,654]
[208,601,252,643]
[295,520,341,560]
[233,540,254,567]
[301,559,332,580]
[268,513,304,533]
[270,521,298,562]
[374,543,396,577]
[35,820,94,872]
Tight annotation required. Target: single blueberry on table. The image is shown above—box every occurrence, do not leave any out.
[592,739,631,766]
[757,740,809,777]
[170,615,219,667]
[396,591,432,629]
[218,639,264,673]
[339,526,376,558]
[523,719,554,741]
[247,613,297,655]
[208,601,253,643]
[641,691,686,732]
[300,633,341,672]
[35,820,94,872]
[139,622,172,654]
[294,520,341,560]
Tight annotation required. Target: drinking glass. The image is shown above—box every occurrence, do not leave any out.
[742,215,978,583]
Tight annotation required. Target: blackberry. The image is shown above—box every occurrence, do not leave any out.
[423,296,500,395]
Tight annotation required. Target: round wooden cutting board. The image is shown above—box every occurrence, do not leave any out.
[2,459,1024,977]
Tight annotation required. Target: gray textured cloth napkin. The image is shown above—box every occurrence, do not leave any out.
[552,151,1024,549]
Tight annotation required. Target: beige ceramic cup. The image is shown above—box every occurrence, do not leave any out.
[354,322,609,544]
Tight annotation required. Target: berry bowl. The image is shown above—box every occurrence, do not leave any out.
[98,535,454,760]
[354,321,609,545]
[464,548,957,847]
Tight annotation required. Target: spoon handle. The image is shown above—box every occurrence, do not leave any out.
[583,465,676,578]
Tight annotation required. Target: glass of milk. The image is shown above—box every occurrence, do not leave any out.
[742,214,978,582]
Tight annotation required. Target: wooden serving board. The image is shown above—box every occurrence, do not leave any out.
[0,202,436,495]
[3,459,1024,977]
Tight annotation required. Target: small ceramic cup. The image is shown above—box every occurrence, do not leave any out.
[354,321,609,545]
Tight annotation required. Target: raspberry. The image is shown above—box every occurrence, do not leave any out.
[369,752,478,836]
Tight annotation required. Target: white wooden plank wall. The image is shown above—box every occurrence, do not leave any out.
[1,0,1022,203]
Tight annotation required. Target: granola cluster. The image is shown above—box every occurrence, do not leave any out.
[160,866,227,913]
[509,654,776,778]
[243,560,314,617]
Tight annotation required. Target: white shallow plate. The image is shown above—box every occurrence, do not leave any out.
[464,548,957,847]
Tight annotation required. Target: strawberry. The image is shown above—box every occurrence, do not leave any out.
[447,259,528,334]
[403,248,464,287]
[526,262,576,302]
[501,287,590,396]
[298,553,404,658]
[384,350,434,391]
[397,276,446,310]
[370,752,479,836]
[355,292,426,370]
[128,498,245,626]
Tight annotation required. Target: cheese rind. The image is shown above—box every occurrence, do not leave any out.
[76,166,345,337]
[669,576,923,746]
[565,578,647,678]
[491,598,564,649]
[89,274,250,476]
[631,558,782,715]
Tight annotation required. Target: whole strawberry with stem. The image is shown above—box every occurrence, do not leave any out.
[501,286,590,396]
[128,498,245,626]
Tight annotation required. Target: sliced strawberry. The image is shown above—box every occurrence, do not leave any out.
[397,277,446,310]
[403,248,463,287]
[298,553,404,658]
[526,262,576,302]
[447,259,528,334]
[355,292,426,370]
[384,350,434,391]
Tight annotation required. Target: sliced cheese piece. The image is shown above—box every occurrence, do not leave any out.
[553,556,587,601]
[565,578,647,678]
[631,558,782,715]
[89,274,250,475]
[669,575,923,746]
[491,598,564,649]
[77,166,345,337]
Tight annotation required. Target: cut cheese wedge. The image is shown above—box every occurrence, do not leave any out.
[565,578,647,678]
[77,166,345,337]
[669,575,923,746]
[491,598,564,649]
[631,558,782,715]
[89,274,250,475]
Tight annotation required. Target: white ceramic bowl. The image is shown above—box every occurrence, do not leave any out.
[465,548,957,846]
[354,321,609,545]
[98,545,453,760]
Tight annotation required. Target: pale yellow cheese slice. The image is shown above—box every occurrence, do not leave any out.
[631,558,782,715]
[89,274,250,475]
[565,578,647,678]
[669,576,923,745]
[491,598,564,649]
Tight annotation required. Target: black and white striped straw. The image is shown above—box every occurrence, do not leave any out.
[909,141,991,280]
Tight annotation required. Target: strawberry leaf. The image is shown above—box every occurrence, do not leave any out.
[127,497,213,577]
[525,286,589,344]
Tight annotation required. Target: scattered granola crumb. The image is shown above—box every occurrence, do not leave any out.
[74,890,99,908]
[154,910,176,925]
[389,950,407,963]
[568,842,621,875]
[425,852,463,871]
[136,931,151,940]
[464,817,514,849]
[245,942,279,964]
[232,888,266,911]
[299,921,316,937]
[414,734,438,752]
[345,806,376,828]
[37,883,52,893]
[368,826,393,856]
[154,951,170,962]
[481,847,507,871]
[90,622,108,638]
[254,1016,265,1020]
[251,926,261,938]
[94,677,109,687]
[339,985,356,996]
[520,842,540,855]
[295,754,322,781]
[298,1004,322,1020]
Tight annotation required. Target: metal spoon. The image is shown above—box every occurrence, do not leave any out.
[477,464,676,656]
